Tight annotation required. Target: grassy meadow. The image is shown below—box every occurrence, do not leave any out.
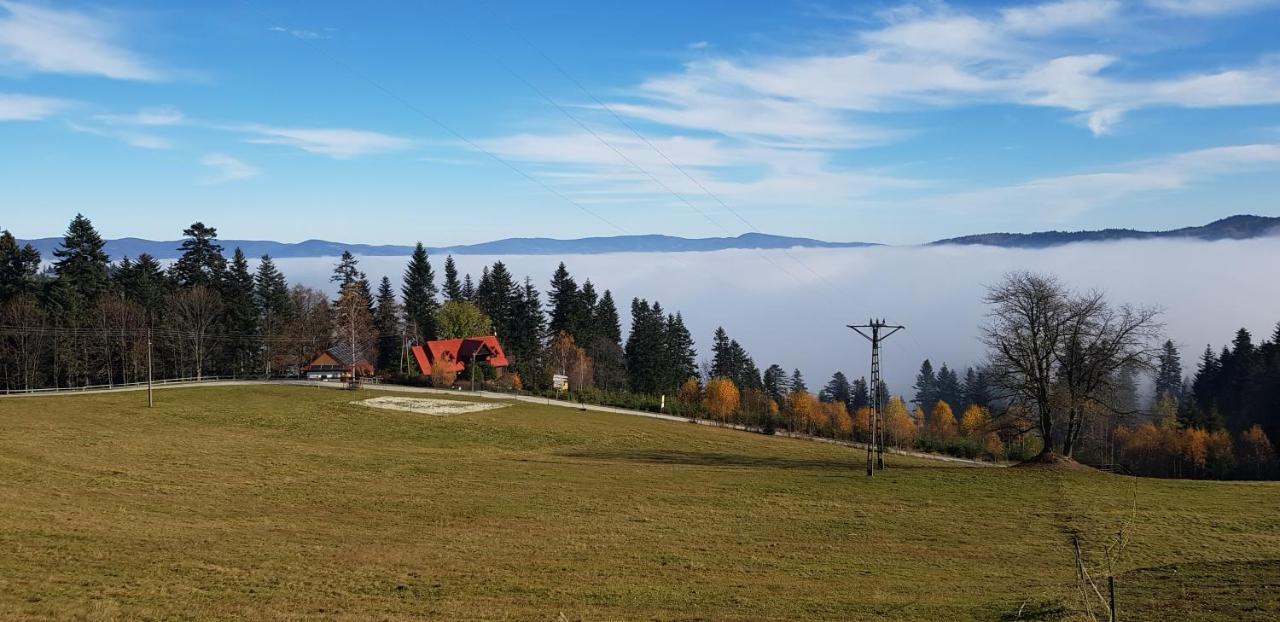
[0,385,1277,620]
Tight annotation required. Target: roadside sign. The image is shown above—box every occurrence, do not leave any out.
[552,374,569,391]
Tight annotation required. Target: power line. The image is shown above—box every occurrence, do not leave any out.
[478,4,845,291]
[450,25,812,286]
[301,39,627,235]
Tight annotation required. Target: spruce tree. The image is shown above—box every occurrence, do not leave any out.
[460,273,475,301]
[790,369,807,394]
[52,214,111,301]
[820,371,852,406]
[664,311,698,391]
[961,367,992,410]
[220,248,259,374]
[594,290,622,345]
[114,253,171,324]
[548,262,588,342]
[476,261,518,340]
[400,243,439,342]
[1154,340,1183,405]
[0,228,41,306]
[763,364,788,404]
[172,222,224,288]
[1190,345,1221,428]
[935,364,962,410]
[710,327,733,378]
[508,276,547,386]
[586,288,626,390]
[331,250,372,312]
[912,359,937,408]
[373,277,402,371]
[49,215,110,386]
[442,255,462,302]
[253,255,291,373]
[851,376,870,410]
[625,298,665,394]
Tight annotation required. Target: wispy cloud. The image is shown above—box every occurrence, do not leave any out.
[268,25,324,40]
[241,125,413,158]
[67,120,170,149]
[465,0,1280,228]
[612,0,1280,139]
[96,105,184,126]
[201,153,259,183]
[0,92,69,120]
[0,1,163,80]
[1145,0,1280,15]
[910,144,1280,221]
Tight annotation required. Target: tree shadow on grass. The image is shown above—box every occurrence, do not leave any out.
[556,448,958,471]
[1115,558,1280,621]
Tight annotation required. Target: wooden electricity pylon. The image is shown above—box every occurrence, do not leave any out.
[848,319,904,476]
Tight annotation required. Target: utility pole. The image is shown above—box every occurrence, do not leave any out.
[848,319,904,476]
[146,328,154,408]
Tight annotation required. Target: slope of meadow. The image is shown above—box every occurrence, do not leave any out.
[0,386,1276,620]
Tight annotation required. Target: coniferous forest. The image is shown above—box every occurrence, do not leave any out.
[1,215,1276,479]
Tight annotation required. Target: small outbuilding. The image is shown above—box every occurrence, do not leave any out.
[304,342,375,381]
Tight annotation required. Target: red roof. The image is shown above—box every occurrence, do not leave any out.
[411,335,509,374]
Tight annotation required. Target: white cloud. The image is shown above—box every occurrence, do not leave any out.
[66,120,171,149]
[0,92,68,120]
[914,144,1280,220]
[268,25,323,40]
[201,153,259,183]
[0,1,162,80]
[1145,0,1280,15]
[242,126,413,158]
[593,0,1280,142]
[97,106,184,126]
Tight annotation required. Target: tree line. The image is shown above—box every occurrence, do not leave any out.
[3,219,1275,478]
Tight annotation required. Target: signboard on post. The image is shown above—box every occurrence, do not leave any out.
[552,374,569,391]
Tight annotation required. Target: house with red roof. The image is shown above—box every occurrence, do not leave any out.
[410,335,509,385]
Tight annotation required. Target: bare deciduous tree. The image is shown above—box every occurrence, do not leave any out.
[1,296,46,391]
[169,285,221,380]
[982,272,1162,460]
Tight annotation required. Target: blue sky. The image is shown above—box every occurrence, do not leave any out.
[2,0,1279,245]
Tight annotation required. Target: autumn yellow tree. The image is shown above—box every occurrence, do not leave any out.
[704,377,741,424]
[1206,429,1235,477]
[822,400,850,438]
[928,400,957,439]
[885,397,916,448]
[852,406,872,441]
[788,391,820,434]
[1240,425,1275,478]
[546,331,593,391]
[677,377,702,415]
[1181,427,1209,474]
[959,405,989,439]
[430,358,455,387]
[983,432,1005,458]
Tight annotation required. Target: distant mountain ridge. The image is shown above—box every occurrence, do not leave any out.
[929,215,1280,248]
[16,215,1279,259]
[17,232,875,260]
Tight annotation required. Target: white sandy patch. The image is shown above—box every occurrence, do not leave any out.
[356,396,508,416]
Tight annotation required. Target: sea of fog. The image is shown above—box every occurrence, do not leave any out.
[271,238,1280,396]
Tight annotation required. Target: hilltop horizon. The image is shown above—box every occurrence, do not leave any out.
[14,214,1279,259]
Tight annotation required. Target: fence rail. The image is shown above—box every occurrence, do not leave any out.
[1,374,388,396]
[1,376,244,396]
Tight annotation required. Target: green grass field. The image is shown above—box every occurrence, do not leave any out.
[1,385,1277,620]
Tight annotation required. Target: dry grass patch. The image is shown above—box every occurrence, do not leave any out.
[0,385,1276,620]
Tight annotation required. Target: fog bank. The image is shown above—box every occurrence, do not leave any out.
[272,238,1280,395]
